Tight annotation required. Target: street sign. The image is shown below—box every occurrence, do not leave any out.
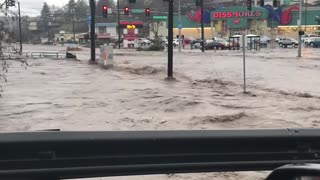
[178,21,182,29]
[132,9,144,13]
[87,16,91,24]
[153,16,167,20]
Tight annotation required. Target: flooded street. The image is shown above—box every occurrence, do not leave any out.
[1,45,320,179]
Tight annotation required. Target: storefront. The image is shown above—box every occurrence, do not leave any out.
[172,6,320,39]
[211,6,269,37]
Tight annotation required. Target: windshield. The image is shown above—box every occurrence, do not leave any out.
[1,0,320,180]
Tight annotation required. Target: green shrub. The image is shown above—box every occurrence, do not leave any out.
[147,45,164,51]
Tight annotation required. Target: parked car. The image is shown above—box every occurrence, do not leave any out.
[191,39,205,49]
[204,42,226,50]
[183,38,192,44]
[164,39,179,47]
[279,38,298,48]
[260,36,272,43]
[276,36,285,42]
[301,34,316,42]
[215,39,230,47]
[309,37,320,47]
[305,37,316,47]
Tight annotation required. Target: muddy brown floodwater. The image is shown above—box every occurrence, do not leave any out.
[1,45,320,180]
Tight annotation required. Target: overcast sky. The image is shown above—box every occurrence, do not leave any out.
[21,0,73,16]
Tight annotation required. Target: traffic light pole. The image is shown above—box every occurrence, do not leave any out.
[72,9,76,43]
[90,0,95,62]
[167,0,174,79]
[178,0,181,52]
[200,0,205,52]
[117,0,121,49]
[297,0,302,57]
[18,1,22,55]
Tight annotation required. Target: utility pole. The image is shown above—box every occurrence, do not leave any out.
[178,0,181,52]
[18,1,22,55]
[147,16,150,38]
[200,0,205,52]
[305,0,307,32]
[90,0,96,62]
[72,8,76,43]
[47,22,50,43]
[117,0,121,49]
[298,0,302,57]
[167,0,174,79]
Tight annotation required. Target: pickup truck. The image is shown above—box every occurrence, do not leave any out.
[279,38,298,48]
[309,37,320,47]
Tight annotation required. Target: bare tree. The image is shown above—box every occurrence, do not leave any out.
[150,21,164,46]
[0,9,27,97]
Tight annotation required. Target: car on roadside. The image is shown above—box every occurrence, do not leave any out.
[279,38,298,48]
[309,37,320,47]
[164,39,179,47]
[305,37,316,47]
[302,34,316,43]
[260,35,272,43]
[204,41,227,50]
[215,39,230,47]
[276,36,285,42]
[191,39,205,49]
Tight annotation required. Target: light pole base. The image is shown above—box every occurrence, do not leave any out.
[165,76,176,81]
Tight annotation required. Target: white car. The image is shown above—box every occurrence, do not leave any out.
[305,37,316,46]
[302,34,316,43]
[164,39,179,47]
[276,36,285,42]
[260,36,271,43]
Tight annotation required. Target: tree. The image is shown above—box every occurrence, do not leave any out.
[41,2,51,20]
[0,10,27,97]
[75,0,89,17]
[67,0,76,15]
[150,21,164,46]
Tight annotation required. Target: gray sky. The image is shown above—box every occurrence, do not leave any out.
[21,0,71,16]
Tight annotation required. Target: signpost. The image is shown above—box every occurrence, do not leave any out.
[153,16,167,20]
[242,34,247,93]
[131,9,144,13]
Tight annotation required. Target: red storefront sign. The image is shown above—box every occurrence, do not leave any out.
[120,21,143,25]
[213,11,262,19]
[119,21,143,28]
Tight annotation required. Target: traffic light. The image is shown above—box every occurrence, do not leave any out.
[102,5,108,18]
[195,0,200,6]
[124,7,129,15]
[145,8,150,16]
[129,0,136,3]
[247,0,252,11]
[260,0,264,6]
[273,0,278,7]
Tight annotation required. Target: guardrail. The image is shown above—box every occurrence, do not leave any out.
[29,51,66,59]
[0,128,320,180]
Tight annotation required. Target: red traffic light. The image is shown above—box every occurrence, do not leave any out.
[124,7,129,15]
[145,8,150,16]
[102,5,108,18]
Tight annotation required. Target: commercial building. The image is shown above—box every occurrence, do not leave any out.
[172,5,320,39]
